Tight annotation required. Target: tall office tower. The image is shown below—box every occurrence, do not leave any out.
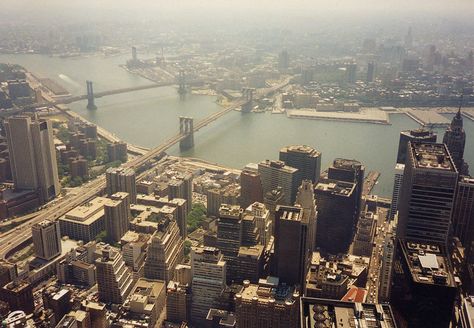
[104,192,130,243]
[390,240,456,327]
[4,116,60,203]
[367,62,375,82]
[404,26,413,49]
[263,187,284,233]
[166,281,191,324]
[327,158,365,221]
[234,277,300,328]
[352,211,377,257]
[106,167,137,204]
[346,63,357,83]
[398,143,458,245]
[314,179,358,255]
[258,160,299,206]
[95,246,134,304]
[452,177,474,249]
[144,217,184,283]
[168,173,193,214]
[396,129,437,165]
[191,246,226,324]
[241,215,259,246]
[274,205,311,289]
[278,50,289,71]
[245,202,272,247]
[240,166,264,209]
[0,280,35,314]
[389,163,405,220]
[131,46,137,61]
[443,107,469,175]
[279,145,322,184]
[378,219,397,303]
[217,204,243,283]
[295,180,317,252]
[32,219,62,261]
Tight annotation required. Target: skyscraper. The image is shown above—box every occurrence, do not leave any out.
[295,180,317,252]
[327,158,365,222]
[279,145,322,184]
[389,163,405,220]
[397,142,458,245]
[217,204,243,283]
[32,219,62,261]
[451,177,474,250]
[315,179,358,255]
[4,116,60,203]
[396,129,437,165]
[106,167,137,203]
[390,239,456,327]
[191,246,226,324]
[274,205,311,289]
[144,217,184,283]
[104,192,130,243]
[168,173,193,214]
[95,246,134,304]
[258,160,299,206]
[234,277,300,328]
[367,62,375,82]
[391,128,437,220]
[278,50,289,71]
[240,165,264,209]
[443,105,469,175]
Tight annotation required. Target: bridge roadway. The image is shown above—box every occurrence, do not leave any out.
[0,78,290,260]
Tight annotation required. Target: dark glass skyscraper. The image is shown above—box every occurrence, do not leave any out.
[396,129,437,165]
[279,145,322,185]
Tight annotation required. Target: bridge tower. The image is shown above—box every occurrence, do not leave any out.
[241,88,255,113]
[86,80,97,110]
[179,117,194,150]
[178,70,186,96]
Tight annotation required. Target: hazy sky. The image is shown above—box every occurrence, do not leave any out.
[1,0,473,33]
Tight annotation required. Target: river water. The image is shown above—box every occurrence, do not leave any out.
[1,53,473,197]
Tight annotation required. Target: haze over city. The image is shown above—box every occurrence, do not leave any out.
[0,1,473,327]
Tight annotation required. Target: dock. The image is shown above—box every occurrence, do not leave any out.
[363,170,380,196]
[286,108,390,125]
[403,108,451,127]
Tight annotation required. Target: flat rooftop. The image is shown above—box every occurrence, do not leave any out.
[399,240,455,287]
[259,160,298,173]
[315,180,355,197]
[64,197,109,222]
[281,145,321,157]
[237,276,298,305]
[276,206,302,221]
[300,297,397,328]
[410,142,456,171]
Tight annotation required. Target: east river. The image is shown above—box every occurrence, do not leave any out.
[1,53,473,197]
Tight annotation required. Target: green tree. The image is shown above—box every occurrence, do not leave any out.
[95,230,108,243]
[187,203,207,233]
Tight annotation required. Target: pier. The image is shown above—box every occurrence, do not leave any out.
[363,170,380,196]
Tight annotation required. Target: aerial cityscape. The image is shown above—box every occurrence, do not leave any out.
[0,0,473,327]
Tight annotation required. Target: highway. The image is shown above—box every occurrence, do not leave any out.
[0,77,290,260]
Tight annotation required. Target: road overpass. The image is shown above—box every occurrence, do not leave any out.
[0,77,290,260]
